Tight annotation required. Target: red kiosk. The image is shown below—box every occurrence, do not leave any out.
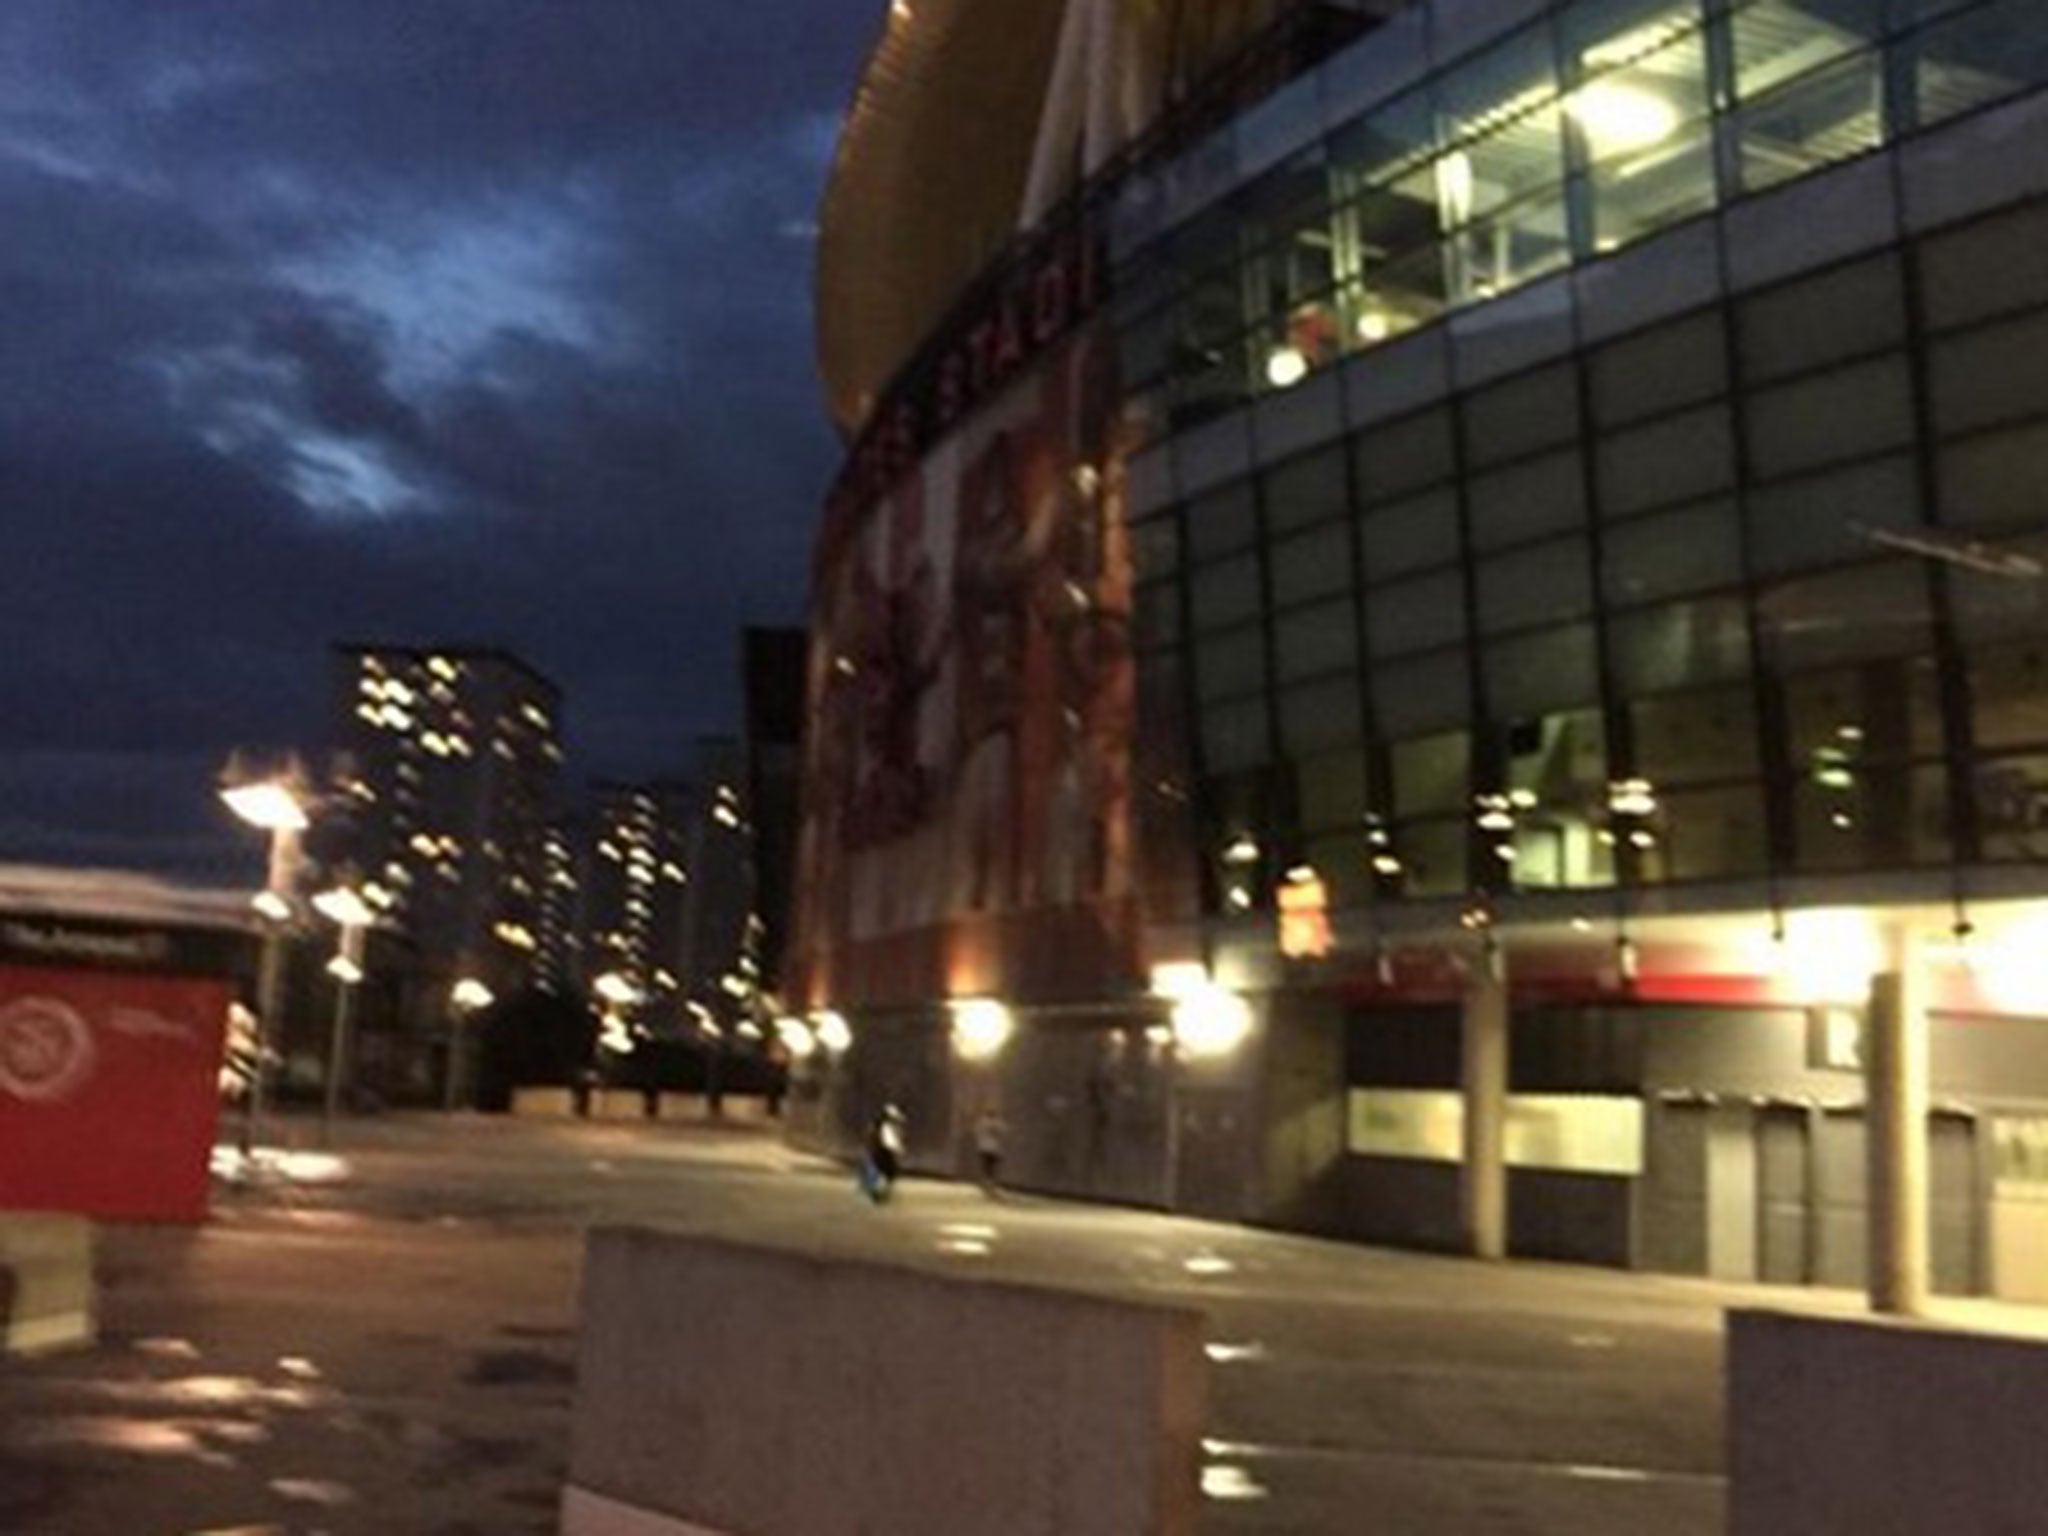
[0,869,251,1222]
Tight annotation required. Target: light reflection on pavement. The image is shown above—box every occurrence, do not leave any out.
[0,1113,1847,1534]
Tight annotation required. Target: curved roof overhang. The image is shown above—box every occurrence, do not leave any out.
[815,0,1070,438]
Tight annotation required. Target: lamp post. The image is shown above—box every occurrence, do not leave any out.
[220,763,312,1159]
[312,883,375,1148]
[446,976,495,1111]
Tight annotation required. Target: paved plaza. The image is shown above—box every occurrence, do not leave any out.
[0,1114,1860,1534]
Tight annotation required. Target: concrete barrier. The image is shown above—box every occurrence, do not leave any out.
[1729,1308,2048,1534]
[0,1214,95,1356]
[563,1227,1206,1536]
[512,1088,776,1125]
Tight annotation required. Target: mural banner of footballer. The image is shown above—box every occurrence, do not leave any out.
[795,326,1139,1009]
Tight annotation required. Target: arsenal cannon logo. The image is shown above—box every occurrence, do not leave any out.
[0,996,97,1103]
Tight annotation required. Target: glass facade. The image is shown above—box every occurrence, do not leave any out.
[1122,0,2048,920]
[1115,0,2048,442]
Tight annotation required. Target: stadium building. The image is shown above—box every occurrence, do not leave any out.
[793,0,2048,1305]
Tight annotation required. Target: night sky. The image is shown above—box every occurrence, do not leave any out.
[0,1,878,880]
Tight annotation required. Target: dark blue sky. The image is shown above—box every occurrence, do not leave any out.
[0,0,877,879]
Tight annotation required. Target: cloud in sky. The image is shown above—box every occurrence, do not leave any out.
[0,0,882,878]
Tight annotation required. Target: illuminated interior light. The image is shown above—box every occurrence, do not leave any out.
[1221,835,1259,867]
[813,1011,852,1053]
[1172,985,1254,1058]
[1357,309,1392,343]
[1567,81,1679,156]
[325,955,364,985]
[1264,345,1309,389]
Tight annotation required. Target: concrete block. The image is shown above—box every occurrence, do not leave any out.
[0,1213,95,1356]
[1729,1308,2048,1535]
[564,1228,1206,1536]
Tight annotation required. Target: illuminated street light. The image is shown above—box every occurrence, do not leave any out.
[313,880,374,1147]
[444,975,495,1112]
[451,977,495,1012]
[219,779,311,833]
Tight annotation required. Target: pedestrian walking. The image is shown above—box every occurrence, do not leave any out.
[860,1103,907,1204]
[973,1102,1007,1195]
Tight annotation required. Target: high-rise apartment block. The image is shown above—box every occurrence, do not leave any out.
[583,781,693,1028]
[330,644,564,1001]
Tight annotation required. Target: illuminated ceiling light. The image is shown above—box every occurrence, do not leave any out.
[325,954,364,985]
[1567,82,1679,156]
[1357,309,1391,343]
[776,1017,818,1060]
[949,997,1015,1061]
[1264,345,1309,390]
[1372,853,1403,877]
[1221,835,1259,867]
[593,971,641,1007]
[1508,788,1539,810]
[1608,778,1659,818]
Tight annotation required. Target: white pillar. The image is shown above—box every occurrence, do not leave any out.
[1867,925,1931,1315]
[1461,950,1509,1261]
[1020,0,1093,229]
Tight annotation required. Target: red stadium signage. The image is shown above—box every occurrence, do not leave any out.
[821,222,1107,575]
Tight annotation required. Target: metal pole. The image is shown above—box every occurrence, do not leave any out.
[322,922,365,1148]
[1460,944,1510,1261]
[239,826,301,1160]
[443,1012,463,1112]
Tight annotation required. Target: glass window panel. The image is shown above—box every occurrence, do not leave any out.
[1360,486,1461,582]
[1973,642,2048,750]
[1446,181,1574,306]
[1276,598,1359,681]
[1738,254,1905,384]
[1375,649,1473,735]
[1196,625,1267,702]
[1133,582,1182,651]
[1976,754,2048,862]
[1282,675,1366,754]
[1500,706,1615,889]
[1131,515,1181,582]
[1391,731,1471,817]
[1598,403,1736,517]
[1783,657,1944,765]
[1468,448,1588,551]
[1610,596,1752,694]
[1351,235,1451,346]
[1585,117,1718,253]
[1189,553,1262,632]
[1602,498,1741,605]
[1367,568,1466,657]
[1202,696,1271,772]
[1735,48,1885,195]
[1950,533,2048,644]
[1745,453,1919,578]
[1633,683,1762,784]
[1463,363,1580,470]
[1331,88,1437,193]
[1794,766,1950,871]
[1271,522,1356,607]
[1641,783,1771,882]
[1297,749,1370,830]
[1186,480,1259,561]
[1913,0,2048,131]
[1590,313,1728,428]
[1757,561,1932,671]
[1485,622,1601,717]
[1939,420,2048,532]
[1919,199,2048,334]
[1744,355,1914,480]
[1730,0,1885,102]
[1475,538,1594,636]
[1355,408,1456,502]
[1437,25,1567,225]
[1931,309,2048,439]
[1303,831,1373,910]
[1390,818,1471,897]
[1263,445,1350,534]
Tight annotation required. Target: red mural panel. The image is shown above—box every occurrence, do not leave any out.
[0,963,229,1221]
[794,326,1141,1009]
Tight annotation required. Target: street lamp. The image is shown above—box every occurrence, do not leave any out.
[445,977,495,1111]
[312,882,375,1147]
[219,757,313,1158]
